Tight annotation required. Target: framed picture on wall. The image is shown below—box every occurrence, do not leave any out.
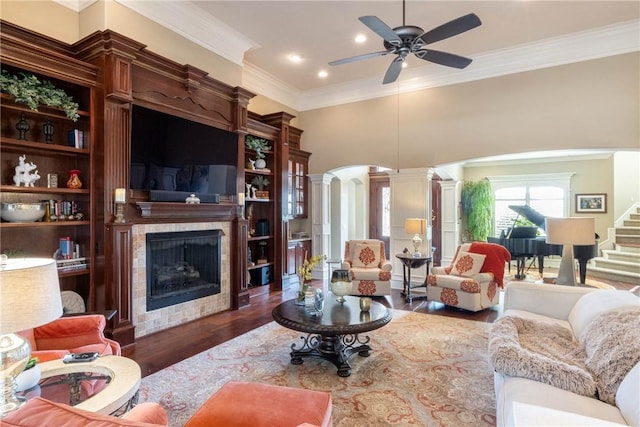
[576,193,607,213]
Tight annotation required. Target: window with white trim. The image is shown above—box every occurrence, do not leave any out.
[488,173,574,238]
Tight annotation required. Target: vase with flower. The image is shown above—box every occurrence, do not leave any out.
[67,169,82,189]
[15,357,40,392]
[295,253,326,305]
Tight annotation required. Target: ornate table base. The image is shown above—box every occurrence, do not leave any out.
[290,333,371,377]
[396,253,432,302]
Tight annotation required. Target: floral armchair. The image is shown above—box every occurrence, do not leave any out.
[341,239,392,296]
[426,242,511,312]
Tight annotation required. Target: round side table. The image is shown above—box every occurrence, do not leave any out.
[23,355,141,415]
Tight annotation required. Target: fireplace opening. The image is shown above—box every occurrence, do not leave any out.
[146,230,222,311]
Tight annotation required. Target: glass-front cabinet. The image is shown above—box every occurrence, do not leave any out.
[288,149,310,219]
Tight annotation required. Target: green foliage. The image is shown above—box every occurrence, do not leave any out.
[251,175,270,190]
[514,217,535,227]
[2,248,25,258]
[24,357,38,371]
[244,135,271,159]
[461,179,495,242]
[297,254,326,283]
[0,70,79,121]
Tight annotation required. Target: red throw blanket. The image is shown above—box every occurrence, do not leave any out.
[470,242,511,288]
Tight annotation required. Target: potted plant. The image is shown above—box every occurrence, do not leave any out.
[0,70,80,121]
[461,178,494,242]
[245,135,271,169]
[251,175,270,199]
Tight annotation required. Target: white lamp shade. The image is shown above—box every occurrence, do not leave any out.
[545,217,595,246]
[0,258,63,334]
[405,218,426,235]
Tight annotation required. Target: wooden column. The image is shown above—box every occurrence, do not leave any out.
[104,223,135,347]
[233,217,250,308]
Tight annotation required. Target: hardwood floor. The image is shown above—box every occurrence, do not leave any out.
[124,275,638,378]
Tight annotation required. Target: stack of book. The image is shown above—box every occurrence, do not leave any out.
[47,200,81,221]
[57,257,88,273]
[58,237,82,259]
[68,129,86,149]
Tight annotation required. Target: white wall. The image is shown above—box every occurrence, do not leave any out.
[613,151,640,220]
[299,53,639,174]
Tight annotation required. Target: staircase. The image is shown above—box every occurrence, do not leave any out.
[589,207,640,284]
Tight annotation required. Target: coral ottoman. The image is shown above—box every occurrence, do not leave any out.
[183,381,333,427]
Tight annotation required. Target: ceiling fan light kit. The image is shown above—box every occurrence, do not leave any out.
[329,0,481,84]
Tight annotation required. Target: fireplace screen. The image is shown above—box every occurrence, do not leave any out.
[146,230,222,311]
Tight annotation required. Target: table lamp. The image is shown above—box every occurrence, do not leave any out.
[545,217,595,286]
[0,257,62,416]
[405,218,427,257]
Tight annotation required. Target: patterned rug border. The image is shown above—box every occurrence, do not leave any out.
[139,310,496,426]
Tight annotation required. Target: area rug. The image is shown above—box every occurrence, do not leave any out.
[138,310,496,426]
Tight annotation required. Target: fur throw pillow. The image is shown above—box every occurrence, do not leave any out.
[489,316,596,397]
[577,308,640,404]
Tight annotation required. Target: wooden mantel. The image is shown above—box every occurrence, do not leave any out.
[135,202,238,221]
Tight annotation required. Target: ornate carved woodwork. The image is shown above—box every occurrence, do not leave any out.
[0,20,305,348]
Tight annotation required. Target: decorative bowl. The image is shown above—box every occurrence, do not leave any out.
[0,202,46,222]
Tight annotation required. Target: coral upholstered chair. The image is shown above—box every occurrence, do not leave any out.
[341,239,392,296]
[17,314,121,363]
[427,242,511,312]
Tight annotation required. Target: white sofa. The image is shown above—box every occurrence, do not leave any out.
[491,281,640,427]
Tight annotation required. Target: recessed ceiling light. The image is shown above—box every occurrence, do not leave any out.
[288,54,303,63]
[402,62,408,68]
[355,34,367,43]
[318,70,328,78]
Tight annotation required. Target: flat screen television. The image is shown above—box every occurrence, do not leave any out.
[130,105,238,199]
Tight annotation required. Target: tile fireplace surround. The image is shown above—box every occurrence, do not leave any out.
[131,222,231,337]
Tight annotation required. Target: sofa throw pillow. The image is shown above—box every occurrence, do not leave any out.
[351,243,380,268]
[450,251,486,277]
[578,307,640,405]
[489,315,596,397]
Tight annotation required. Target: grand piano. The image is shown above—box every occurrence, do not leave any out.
[488,205,599,283]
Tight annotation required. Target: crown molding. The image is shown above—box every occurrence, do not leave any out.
[113,0,258,66]
[53,0,638,112]
[53,0,96,12]
[242,63,302,111]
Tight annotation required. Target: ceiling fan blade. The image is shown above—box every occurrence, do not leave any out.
[329,51,390,66]
[383,57,404,84]
[419,13,481,45]
[414,49,473,69]
[359,16,401,45]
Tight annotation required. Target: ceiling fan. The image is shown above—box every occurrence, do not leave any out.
[329,1,482,84]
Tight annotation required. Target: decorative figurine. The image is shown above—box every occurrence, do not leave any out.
[15,113,30,140]
[247,246,254,267]
[13,155,41,187]
[246,183,252,199]
[42,118,54,143]
[185,194,200,204]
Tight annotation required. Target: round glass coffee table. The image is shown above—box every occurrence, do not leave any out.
[18,355,140,415]
[272,295,392,377]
